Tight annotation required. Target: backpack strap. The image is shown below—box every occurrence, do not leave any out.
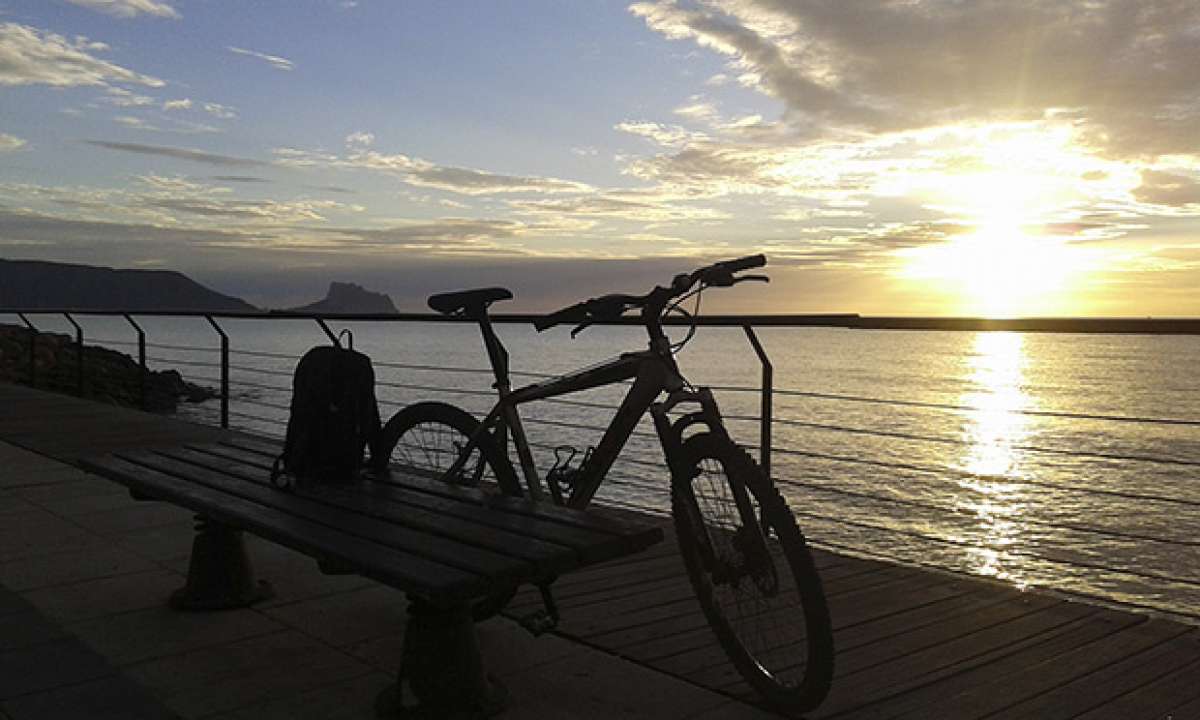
[337,328,354,350]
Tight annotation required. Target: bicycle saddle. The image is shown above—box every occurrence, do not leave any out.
[427,287,513,316]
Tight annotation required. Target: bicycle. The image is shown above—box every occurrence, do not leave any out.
[377,255,834,713]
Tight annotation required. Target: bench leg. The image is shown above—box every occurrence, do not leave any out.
[376,599,507,718]
[170,515,273,611]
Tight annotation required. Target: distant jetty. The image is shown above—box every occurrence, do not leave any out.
[571,313,1200,335]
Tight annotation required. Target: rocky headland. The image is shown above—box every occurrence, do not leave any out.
[0,324,218,413]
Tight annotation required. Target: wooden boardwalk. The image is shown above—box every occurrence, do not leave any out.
[3,381,1199,719]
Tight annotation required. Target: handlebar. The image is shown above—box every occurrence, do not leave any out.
[534,254,768,333]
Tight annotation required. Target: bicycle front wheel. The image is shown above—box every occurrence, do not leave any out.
[671,433,833,713]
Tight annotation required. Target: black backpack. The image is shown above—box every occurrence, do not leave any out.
[271,333,381,489]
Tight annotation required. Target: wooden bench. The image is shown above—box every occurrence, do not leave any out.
[80,434,663,716]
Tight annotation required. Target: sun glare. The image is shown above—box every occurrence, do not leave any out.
[894,125,1110,317]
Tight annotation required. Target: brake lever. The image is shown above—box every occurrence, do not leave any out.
[570,321,593,338]
[733,274,770,284]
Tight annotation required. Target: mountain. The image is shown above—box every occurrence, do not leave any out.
[0,259,257,312]
[285,282,398,314]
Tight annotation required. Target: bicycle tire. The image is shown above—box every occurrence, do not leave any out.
[377,401,520,620]
[671,432,834,713]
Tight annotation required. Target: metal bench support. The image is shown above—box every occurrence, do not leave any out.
[377,598,507,718]
[170,515,273,611]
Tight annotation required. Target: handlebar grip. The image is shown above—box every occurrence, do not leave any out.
[720,254,766,273]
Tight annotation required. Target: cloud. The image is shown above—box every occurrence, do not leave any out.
[630,0,1200,158]
[1134,170,1200,208]
[228,46,294,71]
[65,0,180,19]
[274,147,593,196]
[0,207,257,256]
[111,116,222,133]
[163,98,192,111]
[0,132,25,151]
[405,165,591,195]
[85,140,267,166]
[616,121,708,147]
[202,102,237,119]
[212,175,270,184]
[101,87,155,107]
[0,22,164,87]
[345,131,374,147]
[510,192,728,222]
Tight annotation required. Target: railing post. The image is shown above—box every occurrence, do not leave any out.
[17,313,36,388]
[742,325,772,480]
[205,315,229,428]
[63,312,84,397]
[124,314,147,410]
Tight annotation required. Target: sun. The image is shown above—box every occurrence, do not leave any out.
[893,126,1107,317]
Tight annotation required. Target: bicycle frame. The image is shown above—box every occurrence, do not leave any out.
[448,312,726,509]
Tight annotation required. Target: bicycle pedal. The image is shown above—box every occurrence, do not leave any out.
[517,609,558,636]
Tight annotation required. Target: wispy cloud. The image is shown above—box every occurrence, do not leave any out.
[274,147,593,196]
[202,102,237,120]
[65,0,180,19]
[162,98,192,111]
[227,46,294,71]
[85,140,266,166]
[0,133,26,152]
[0,23,164,87]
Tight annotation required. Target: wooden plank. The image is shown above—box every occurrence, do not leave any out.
[221,432,667,540]
[193,442,659,562]
[806,602,1101,718]
[866,611,1145,720]
[161,446,582,573]
[117,450,539,582]
[1074,644,1200,719]
[80,455,485,604]
[963,622,1199,720]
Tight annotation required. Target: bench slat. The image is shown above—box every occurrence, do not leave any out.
[158,446,581,575]
[220,434,667,543]
[116,450,539,583]
[81,455,487,604]
[200,441,662,562]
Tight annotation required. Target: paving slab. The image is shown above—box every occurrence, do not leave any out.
[23,568,184,623]
[0,637,115,698]
[201,672,395,720]
[126,629,374,719]
[67,605,284,665]
[260,585,408,647]
[0,545,157,592]
[1,676,178,720]
[0,611,68,651]
[68,503,194,536]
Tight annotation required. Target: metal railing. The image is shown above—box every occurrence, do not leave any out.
[2,307,1198,624]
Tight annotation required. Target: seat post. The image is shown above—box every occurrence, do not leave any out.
[474,310,511,394]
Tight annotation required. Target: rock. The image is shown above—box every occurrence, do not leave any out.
[0,324,219,413]
[283,281,398,314]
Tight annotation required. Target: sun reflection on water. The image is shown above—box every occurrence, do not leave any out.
[957,332,1032,585]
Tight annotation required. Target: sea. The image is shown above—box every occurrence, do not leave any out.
[39,314,1200,624]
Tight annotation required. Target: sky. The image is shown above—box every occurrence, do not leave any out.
[1,0,1198,316]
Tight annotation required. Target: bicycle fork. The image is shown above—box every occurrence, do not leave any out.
[652,388,777,591]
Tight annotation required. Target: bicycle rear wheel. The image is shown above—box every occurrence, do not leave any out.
[378,401,520,496]
[377,401,520,620]
[671,433,833,713]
